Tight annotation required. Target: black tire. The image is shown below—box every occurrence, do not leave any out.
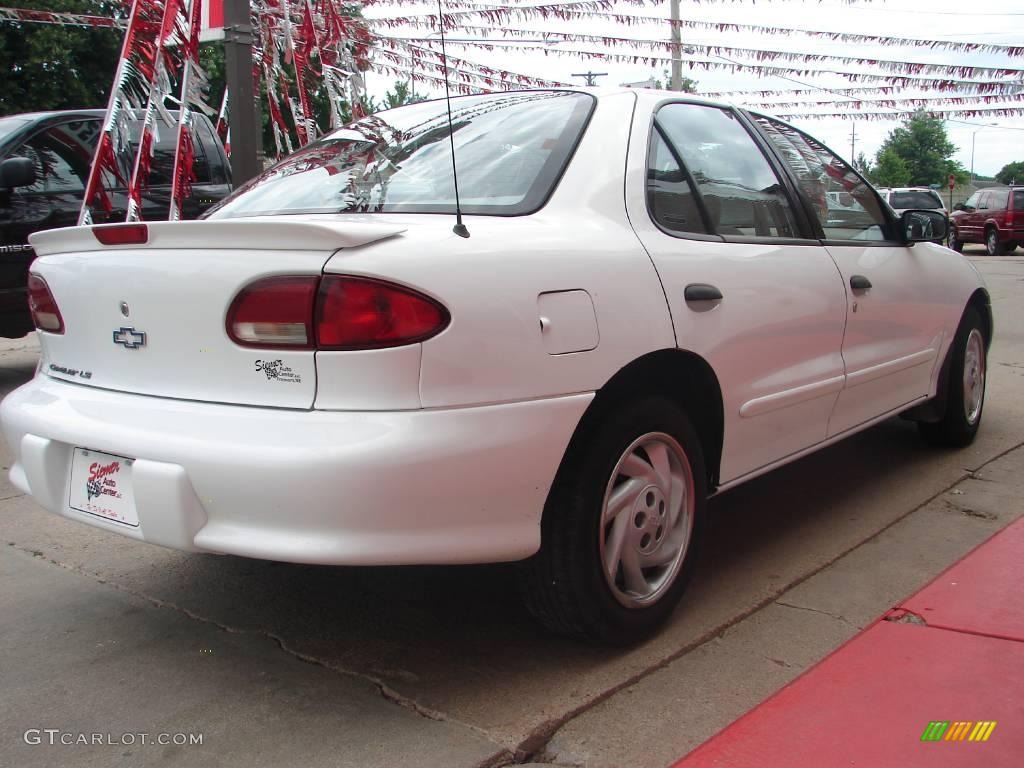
[985,228,1007,256]
[919,307,987,448]
[947,227,964,253]
[518,396,707,645]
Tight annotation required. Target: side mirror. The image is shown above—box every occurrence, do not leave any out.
[902,210,948,244]
[0,156,36,189]
[953,203,966,212]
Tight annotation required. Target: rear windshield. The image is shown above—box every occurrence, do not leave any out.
[206,91,594,219]
[890,190,943,209]
[1014,190,1024,211]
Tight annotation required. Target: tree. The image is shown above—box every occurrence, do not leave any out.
[380,80,426,110]
[996,161,1024,185]
[853,151,873,177]
[870,148,911,187]
[873,111,965,187]
[0,0,125,115]
[653,69,698,93]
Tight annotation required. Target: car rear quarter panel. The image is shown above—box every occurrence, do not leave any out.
[320,91,677,409]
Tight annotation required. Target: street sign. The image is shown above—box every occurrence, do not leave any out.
[948,174,956,190]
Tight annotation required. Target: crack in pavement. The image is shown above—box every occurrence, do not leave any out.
[2,542,515,768]
[774,601,854,626]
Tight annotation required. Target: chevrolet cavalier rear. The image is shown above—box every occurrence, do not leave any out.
[1,90,990,644]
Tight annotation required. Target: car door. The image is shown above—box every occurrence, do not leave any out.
[752,115,944,436]
[955,192,981,242]
[626,101,849,484]
[969,192,992,242]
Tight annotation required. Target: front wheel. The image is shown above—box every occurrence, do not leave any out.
[519,396,707,645]
[948,227,964,252]
[919,307,987,447]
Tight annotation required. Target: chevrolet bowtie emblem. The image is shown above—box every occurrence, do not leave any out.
[112,327,147,349]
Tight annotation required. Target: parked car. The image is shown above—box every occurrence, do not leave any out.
[0,109,231,337]
[876,187,948,244]
[876,187,948,217]
[948,186,1024,255]
[1,90,990,644]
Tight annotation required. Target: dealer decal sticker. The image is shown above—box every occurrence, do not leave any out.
[255,359,302,383]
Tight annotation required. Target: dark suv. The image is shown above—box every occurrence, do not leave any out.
[948,186,1024,255]
[0,110,231,337]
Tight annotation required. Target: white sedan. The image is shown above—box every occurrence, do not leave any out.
[2,89,990,644]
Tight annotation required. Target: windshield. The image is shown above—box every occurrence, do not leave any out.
[890,190,943,209]
[0,116,31,145]
[207,91,594,219]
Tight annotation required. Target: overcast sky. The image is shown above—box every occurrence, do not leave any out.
[364,0,1024,178]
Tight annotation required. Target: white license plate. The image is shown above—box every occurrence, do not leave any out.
[69,448,139,527]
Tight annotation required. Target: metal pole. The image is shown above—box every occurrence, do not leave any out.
[670,0,682,91]
[970,130,977,187]
[223,0,260,184]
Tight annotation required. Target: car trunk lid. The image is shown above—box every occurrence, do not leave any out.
[29,218,405,409]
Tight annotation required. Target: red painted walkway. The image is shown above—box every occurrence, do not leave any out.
[672,517,1024,768]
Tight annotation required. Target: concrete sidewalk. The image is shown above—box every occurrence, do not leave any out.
[672,515,1024,767]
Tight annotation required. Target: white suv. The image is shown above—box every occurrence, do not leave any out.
[877,187,948,217]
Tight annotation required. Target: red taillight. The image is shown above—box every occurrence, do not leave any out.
[226,276,319,349]
[92,224,149,246]
[27,273,64,334]
[315,276,450,350]
[226,275,449,351]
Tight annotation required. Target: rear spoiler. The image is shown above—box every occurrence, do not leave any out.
[29,219,407,257]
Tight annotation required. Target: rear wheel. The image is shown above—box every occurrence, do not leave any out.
[985,228,1007,256]
[919,307,987,447]
[519,396,706,645]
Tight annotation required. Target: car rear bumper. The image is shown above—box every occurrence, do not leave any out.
[1,375,590,565]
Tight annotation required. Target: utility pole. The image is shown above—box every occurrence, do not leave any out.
[670,0,682,91]
[571,71,608,86]
[849,121,857,165]
[223,0,261,185]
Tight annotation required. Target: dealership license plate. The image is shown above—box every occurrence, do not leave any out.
[69,448,139,527]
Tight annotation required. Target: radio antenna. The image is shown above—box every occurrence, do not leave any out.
[436,0,470,238]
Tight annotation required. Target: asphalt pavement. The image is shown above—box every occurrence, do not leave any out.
[1,246,1022,768]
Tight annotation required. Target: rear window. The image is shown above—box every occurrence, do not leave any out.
[1015,190,1024,211]
[890,190,943,210]
[207,91,594,219]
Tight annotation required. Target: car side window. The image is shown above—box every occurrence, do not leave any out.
[11,120,119,194]
[654,104,800,239]
[136,124,211,186]
[15,123,93,193]
[754,115,890,242]
[963,192,980,210]
[646,130,708,235]
[989,189,1009,210]
[978,192,991,211]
